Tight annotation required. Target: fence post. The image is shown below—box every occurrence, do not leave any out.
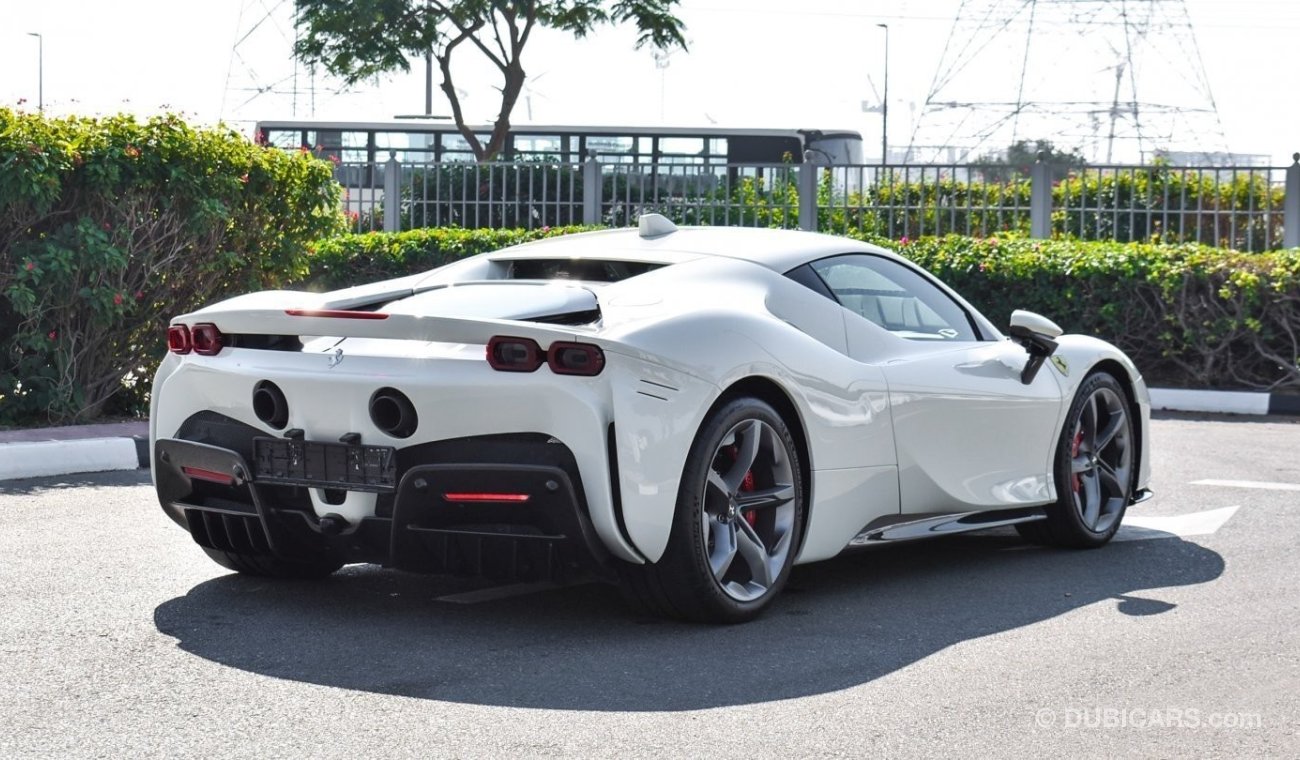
[1030,155,1051,239]
[582,153,600,226]
[382,152,400,233]
[1285,153,1300,249]
[798,152,818,231]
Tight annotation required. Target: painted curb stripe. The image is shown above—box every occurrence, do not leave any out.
[1269,394,1300,415]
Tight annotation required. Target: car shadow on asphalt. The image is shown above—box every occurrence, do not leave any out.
[153,531,1223,712]
[0,469,151,495]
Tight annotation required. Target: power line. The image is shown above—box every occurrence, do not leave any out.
[908,0,1230,163]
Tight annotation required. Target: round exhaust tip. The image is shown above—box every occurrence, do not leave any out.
[369,387,417,438]
[252,380,289,429]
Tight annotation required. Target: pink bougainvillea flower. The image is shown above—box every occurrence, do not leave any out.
[48,331,57,340]
[113,293,124,306]
[102,222,112,231]
[124,146,140,158]
[25,261,35,271]
[542,226,551,233]
[899,236,910,245]
[134,290,144,300]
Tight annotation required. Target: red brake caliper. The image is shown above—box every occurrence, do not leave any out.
[740,470,758,526]
[1071,430,1084,493]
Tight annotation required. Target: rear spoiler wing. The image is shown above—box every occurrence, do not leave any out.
[170,291,593,348]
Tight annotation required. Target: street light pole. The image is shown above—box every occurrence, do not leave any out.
[876,23,889,164]
[26,32,43,112]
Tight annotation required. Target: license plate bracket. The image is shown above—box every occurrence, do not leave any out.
[253,437,397,492]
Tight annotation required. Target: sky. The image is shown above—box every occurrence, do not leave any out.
[2,0,1299,163]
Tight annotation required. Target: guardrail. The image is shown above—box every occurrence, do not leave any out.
[336,154,1300,251]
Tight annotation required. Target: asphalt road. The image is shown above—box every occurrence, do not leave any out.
[2,413,1297,758]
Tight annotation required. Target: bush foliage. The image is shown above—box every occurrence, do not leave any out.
[0,110,343,425]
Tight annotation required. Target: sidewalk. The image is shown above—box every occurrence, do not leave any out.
[0,388,1296,482]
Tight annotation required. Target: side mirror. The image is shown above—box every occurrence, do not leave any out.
[1008,310,1062,385]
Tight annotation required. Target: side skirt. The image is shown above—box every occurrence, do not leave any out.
[847,505,1049,546]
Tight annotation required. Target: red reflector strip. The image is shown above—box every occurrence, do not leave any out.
[285,309,389,320]
[182,466,236,486]
[442,492,531,503]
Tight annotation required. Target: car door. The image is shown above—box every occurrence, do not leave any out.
[805,253,1065,515]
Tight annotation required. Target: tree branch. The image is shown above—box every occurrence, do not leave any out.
[436,26,488,160]
[429,0,508,69]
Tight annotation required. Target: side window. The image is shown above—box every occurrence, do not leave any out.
[810,254,979,341]
[785,263,836,301]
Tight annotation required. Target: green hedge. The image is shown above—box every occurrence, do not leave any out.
[0,110,344,425]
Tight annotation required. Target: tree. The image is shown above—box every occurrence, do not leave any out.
[294,1,688,161]
[973,139,1087,183]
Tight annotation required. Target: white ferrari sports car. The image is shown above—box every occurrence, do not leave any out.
[152,215,1151,622]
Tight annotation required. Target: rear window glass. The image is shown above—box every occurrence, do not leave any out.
[505,259,664,282]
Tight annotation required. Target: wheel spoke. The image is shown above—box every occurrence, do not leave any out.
[1097,460,1124,499]
[736,483,795,511]
[1095,410,1126,451]
[1081,473,1102,527]
[707,517,738,578]
[706,470,732,505]
[1083,393,1099,450]
[1071,454,1093,475]
[722,420,762,493]
[735,517,773,588]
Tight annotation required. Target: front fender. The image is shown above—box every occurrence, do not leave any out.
[1051,335,1152,493]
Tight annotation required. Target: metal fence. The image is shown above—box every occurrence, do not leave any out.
[337,154,1300,251]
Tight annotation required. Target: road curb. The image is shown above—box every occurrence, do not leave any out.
[1148,388,1300,416]
[0,437,144,481]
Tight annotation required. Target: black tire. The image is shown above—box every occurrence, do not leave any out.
[620,396,804,623]
[1017,371,1135,548]
[201,547,343,579]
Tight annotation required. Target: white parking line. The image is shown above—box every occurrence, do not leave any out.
[1191,479,1300,492]
[1117,506,1240,541]
[435,581,567,605]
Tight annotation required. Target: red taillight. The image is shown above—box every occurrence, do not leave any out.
[167,325,192,354]
[190,323,224,356]
[486,336,544,372]
[285,309,389,320]
[182,466,235,485]
[443,492,531,504]
[548,341,605,376]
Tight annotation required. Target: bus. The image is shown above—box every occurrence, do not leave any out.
[254,120,865,166]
